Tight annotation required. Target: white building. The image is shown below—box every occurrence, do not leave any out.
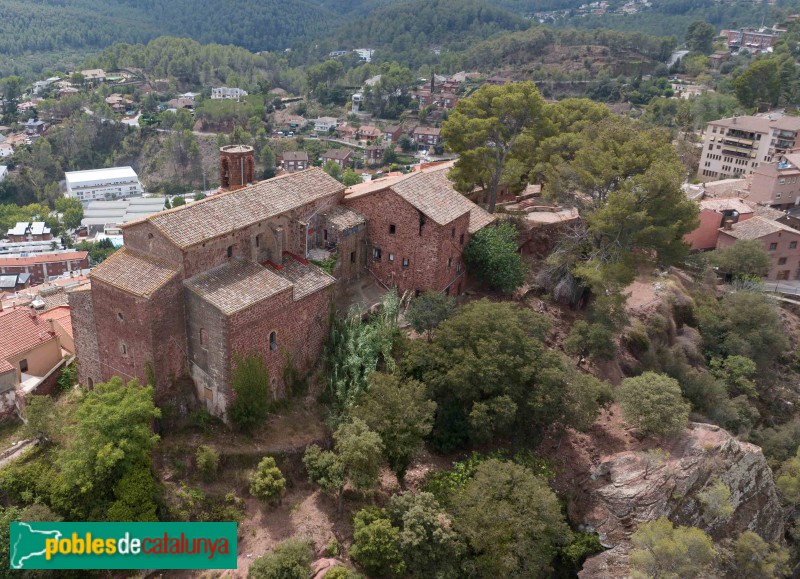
[699,115,800,180]
[0,166,7,183]
[0,144,13,158]
[354,48,375,62]
[211,87,248,100]
[81,196,166,234]
[314,117,339,132]
[64,166,144,202]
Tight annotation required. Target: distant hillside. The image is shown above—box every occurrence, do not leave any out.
[333,0,529,50]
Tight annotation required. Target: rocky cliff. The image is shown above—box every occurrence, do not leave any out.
[542,414,785,578]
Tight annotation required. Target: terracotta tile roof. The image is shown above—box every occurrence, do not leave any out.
[282,151,308,162]
[0,251,88,267]
[268,255,335,301]
[0,358,13,374]
[721,215,800,240]
[90,247,178,297]
[389,166,495,232]
[0,309,58,366]
[323,149,352,161]
[699,198,753,214]
[321,205,366,231]
[43,306,72,339]
[753,205,786,220]
[184,258,292,315]
[130,168,343,249]
[413,126,441,136]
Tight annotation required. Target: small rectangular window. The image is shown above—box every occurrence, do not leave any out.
[373,248,382,260]
[255,234,261,248]
[448,257,452,268]
[389,253,395,262]
[459,233,464,245]
[389,224,396,235]
[227,245,233,258]
[779,257,788,265]
[451,227,455,238]
[402,258,409,268]
[770,242,778,250]
[19,359,28,373]
[351,251,356,263]
[790,241,797,249]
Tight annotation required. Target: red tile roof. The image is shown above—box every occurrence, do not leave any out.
[0,309,58,367]
[42,306,73,339]
[0,252,88,267]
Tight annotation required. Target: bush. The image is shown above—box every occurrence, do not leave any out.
[563,320,616,361]
[249,456,286,505]
[58,362,77,392]
[248,538,313,579]
[616,372,690,437]
[196,445,219,482]
[350,508,406,578]
[228,355,270,433]
[463,222,525,294]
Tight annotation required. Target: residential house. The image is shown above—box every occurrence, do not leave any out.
[322,149,352,169]
[105,94,134,113]
[0,144,13,158]
[365,145,385,165]
[314,117,339,132]
[358,125,381,141]
[708,51,730,69]
[384,126,403,143]
[684,197,754,251]
[167,97,195,110]
[0,308,72,418]
[0,273,31,292]
[282,151,309,173]
[23,119,45,135]
[413,126,442,149]
[486,75,513,86]
[440,93,458,109]
[717,216,800,280]
[6,222,52,243]
[211,87,248,100]
[336,124,358,140]
[721,28,779,51]
[80,69,106,83]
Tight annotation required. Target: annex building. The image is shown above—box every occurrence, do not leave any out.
[65,166,144,202]
[70,147,493,422]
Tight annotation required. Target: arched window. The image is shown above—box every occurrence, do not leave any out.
[227,245,233,258]
[120,342,127,356]
[269,331,278,351]
[117,311,124,321]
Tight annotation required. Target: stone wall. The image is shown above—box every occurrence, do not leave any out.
[345,189,470,294]
[67,288,102,388]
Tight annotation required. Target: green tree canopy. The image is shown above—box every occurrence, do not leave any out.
[686,20,716,54]
[616,372,690,437]
[443,81,550,212]
[249,457,286,505]
[352,372,436,482]
[463,222,525,294]
[709,240,772,279]
[406,290,456,341]
[734,59,781,108]
[630,518,716,579]
[248,538,313,579]
[453,459,571,578]
[228,354,270,433]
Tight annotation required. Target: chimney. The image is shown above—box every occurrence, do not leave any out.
[723,219,734,230]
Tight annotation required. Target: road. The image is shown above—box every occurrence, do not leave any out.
[764,280,800,296]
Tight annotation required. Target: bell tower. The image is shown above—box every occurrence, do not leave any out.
[219,145,255,192]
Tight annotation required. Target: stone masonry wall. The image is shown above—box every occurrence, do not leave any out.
[345,189,470,294]
[68,287,102,388]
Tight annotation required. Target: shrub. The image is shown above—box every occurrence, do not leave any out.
[249,457,286,505]
[616,372,690,437]
[350,508,406,578]
[463,222,526,294]
[196,445,219,482]
[248,538,313,579]
[228,355,270,433]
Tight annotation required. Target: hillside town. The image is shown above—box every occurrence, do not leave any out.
[6,7,800,578]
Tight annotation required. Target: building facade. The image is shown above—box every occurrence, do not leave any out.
[6,222,52,242]
[717,216,800,280]
[65,167,144,201]
[211,87,248,100]
[0,251,88,285]
[70,153,493,423]
[699,116,800,180]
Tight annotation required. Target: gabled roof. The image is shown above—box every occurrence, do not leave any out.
[0,309,58,367]
[720,215,800,240]
[0,251,87,267]
[345,164,494,233]
[184,258,292,315]
[282,151,309,162]
[130,168,343,249]
[42,306,72,339]
[413,126,441,136]
[267,255,336,301]
[90,247,178,297]
[323,149,352,161]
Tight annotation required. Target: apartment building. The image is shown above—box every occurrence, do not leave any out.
[65,167,144,201]
[698,116,800,181]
